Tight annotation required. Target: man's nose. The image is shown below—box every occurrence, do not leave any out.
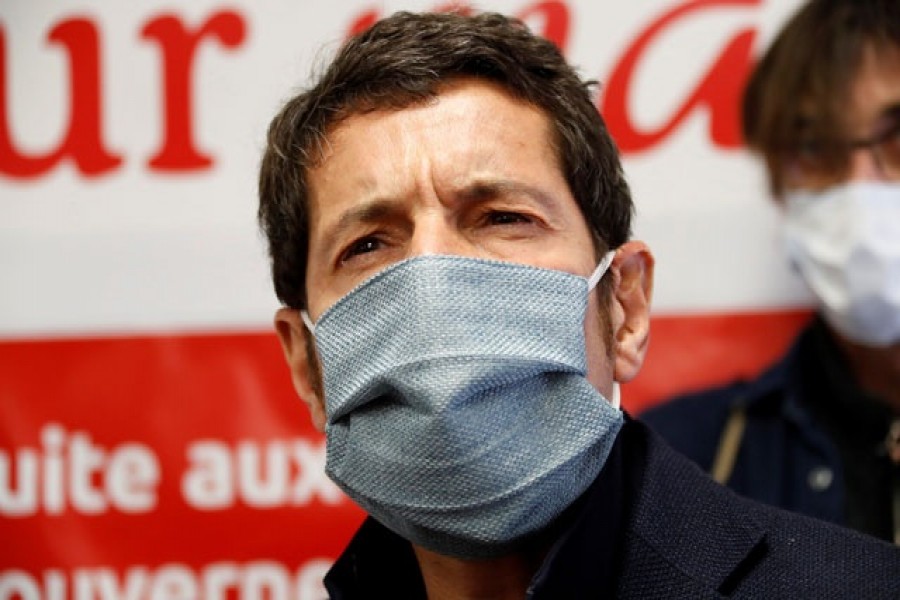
[408,216,472,258]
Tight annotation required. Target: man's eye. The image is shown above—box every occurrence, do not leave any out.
[486,211,531,226]
[340,237,381,263]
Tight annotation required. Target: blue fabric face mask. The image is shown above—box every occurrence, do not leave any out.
[303,253,623,558]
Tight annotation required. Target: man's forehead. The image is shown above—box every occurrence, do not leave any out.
[305,80,557,222]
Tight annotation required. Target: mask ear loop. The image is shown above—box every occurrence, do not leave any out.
[300,310,316,334]
[587,250,616,291]
[587,250,621,412]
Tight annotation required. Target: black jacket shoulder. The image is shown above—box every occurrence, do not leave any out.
[621,422,900,599]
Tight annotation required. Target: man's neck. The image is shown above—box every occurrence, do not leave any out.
[411,544,545,600]
[834,334,900,413]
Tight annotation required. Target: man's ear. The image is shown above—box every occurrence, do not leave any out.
[610,241,654,384]
[274,308,327,432]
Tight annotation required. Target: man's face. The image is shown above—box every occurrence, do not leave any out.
[304,79,611,384]
[274,77,652,430]
[787,46,900,192]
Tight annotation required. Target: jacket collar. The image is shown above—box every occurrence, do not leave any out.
[736,317,892,441]
[621,422,768,597]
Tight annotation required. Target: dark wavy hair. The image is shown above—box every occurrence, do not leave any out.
[259,10,633,309]
[742,0,900,197]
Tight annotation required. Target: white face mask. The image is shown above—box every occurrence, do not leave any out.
[783,181,900,347]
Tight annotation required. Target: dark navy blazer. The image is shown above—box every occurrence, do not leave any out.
[642,317,900,541]
[641,340,846,527]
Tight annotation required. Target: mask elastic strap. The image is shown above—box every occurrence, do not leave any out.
[300,310,315,334]
[587,250,616,291]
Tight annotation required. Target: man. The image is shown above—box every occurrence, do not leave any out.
[643,0,900,546]
[258,10,900,598]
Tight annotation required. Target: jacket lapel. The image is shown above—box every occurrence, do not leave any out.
[619,423,768,598]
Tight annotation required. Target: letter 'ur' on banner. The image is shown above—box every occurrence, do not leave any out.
[0,10,246,179]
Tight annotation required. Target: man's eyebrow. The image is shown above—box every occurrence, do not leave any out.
[318,199,399,257]
[458,179,561,214]
[317,180,562,256]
